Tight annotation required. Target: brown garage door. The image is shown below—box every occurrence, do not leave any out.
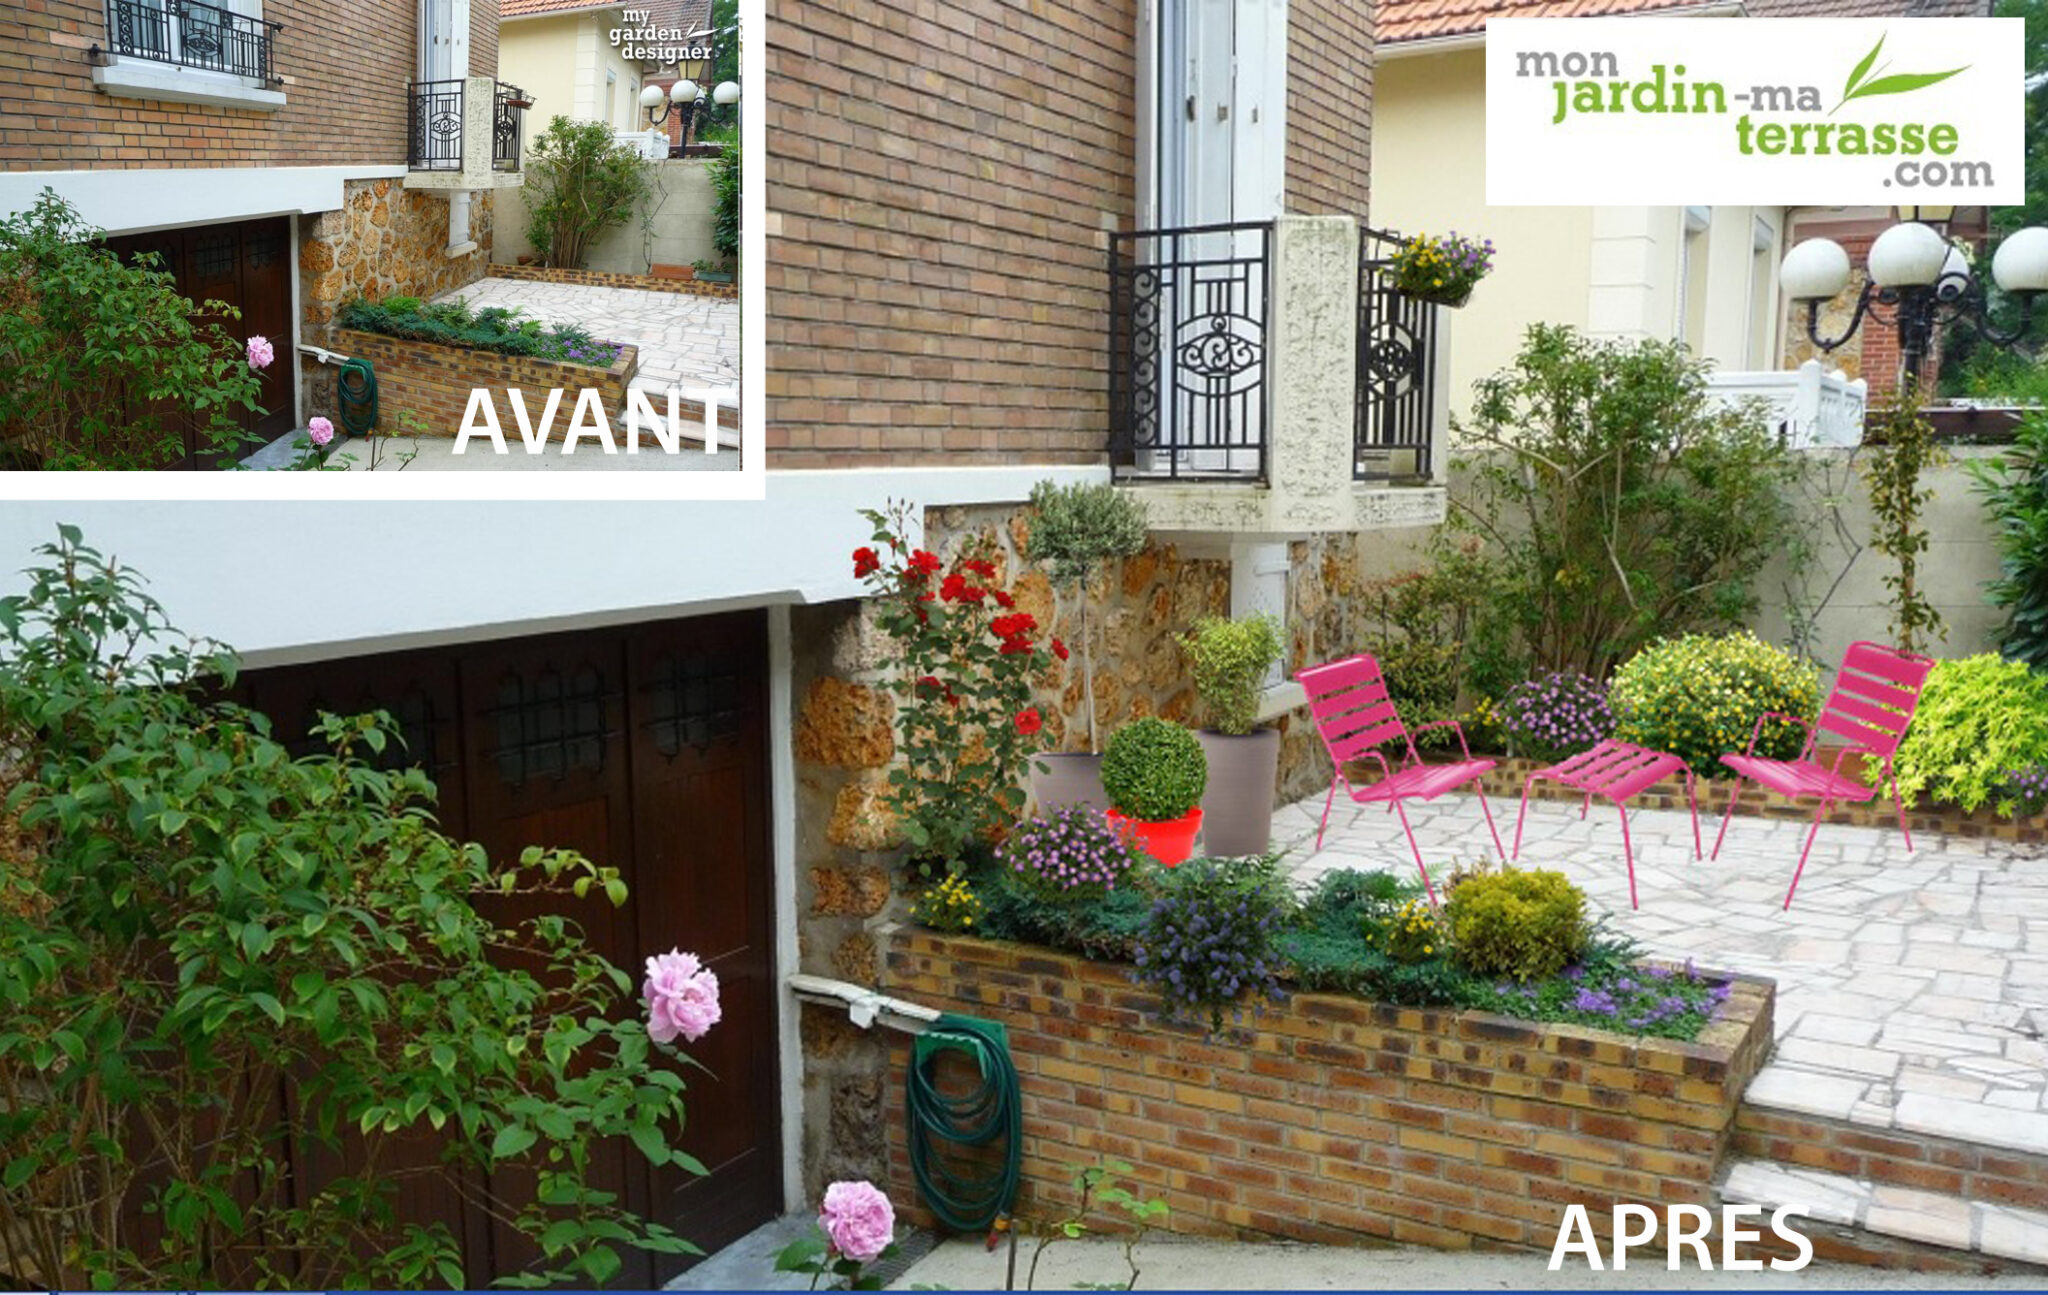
[105,216,295,467]
[239,611,782,1286]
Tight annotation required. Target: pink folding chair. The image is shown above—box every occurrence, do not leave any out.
[1711,640,1935,910]
[1299,654,1505,906]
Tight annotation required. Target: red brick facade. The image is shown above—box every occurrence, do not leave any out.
[764,1,1375,467]
[1,0,499,171]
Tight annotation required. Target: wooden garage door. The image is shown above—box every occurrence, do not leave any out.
[239,611,781,1287]
[104,216,294,467]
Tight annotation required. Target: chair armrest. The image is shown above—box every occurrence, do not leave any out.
[1409,718,1475,761]
[1744,711,1815,759]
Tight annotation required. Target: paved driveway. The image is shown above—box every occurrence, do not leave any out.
[1281,790,2048,1151]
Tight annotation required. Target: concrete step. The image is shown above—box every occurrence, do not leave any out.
[1718,1157,2048,1269]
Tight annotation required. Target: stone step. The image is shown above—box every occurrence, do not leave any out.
[1718,1156,2048,1268]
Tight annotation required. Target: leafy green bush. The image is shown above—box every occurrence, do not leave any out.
[709,137,740,264]
[1451,324,1800,677]
[1358,542,1519,747]
[0,530,700,1288]
[1100,717,1207,821]
[1610,632,1822,776]
[524,116,654,269]
[1132,856,1292,1032]
[1177,614,1284,736]
[336,294,623,368]
[1966,411,2048,670]
[0,189,265,469]
[1444,868,1590,982]
[1367,896,1446,964]
[1887,654,2048,816]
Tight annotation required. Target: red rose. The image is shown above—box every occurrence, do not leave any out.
[907,549,943,577]
[993,590,1015,609]
[959,585,987,604]
[940,573,968,602]
[852,546,881,578]
[1014,708,1043,735]
[916,675,943,692]
[990,612,1038,640]
[962,557,997,579]
[999,637,1034,655]
[1052,638,1069,661]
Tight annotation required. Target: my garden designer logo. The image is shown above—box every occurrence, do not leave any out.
[1485,17,2023,206]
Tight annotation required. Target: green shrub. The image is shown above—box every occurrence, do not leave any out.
[1365,896,1445,964]
[709,137,740,264]
[1100,717,1207,821]
[1025,480,1150,751]
[336,295,624,368]
[1887,654,2048,816]
[1132,856,1291,1032]
[1444,868,1590,982]
[524,116,654,269]
[1177,614,1284,736]
[1610,632,1822,776]
[1966,411,2048,670]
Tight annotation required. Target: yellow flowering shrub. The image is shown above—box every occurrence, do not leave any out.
[911,872,985,933]
[1363,896,1444,964]
[1609,631,1822,775]
[1443,868,1589,982]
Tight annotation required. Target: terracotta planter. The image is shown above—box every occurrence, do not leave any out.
[1030,752,1107,815]
[1106,806,1204,867]
[1196,728,1281,858]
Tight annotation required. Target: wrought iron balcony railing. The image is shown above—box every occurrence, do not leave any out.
[408,78,465,172]
[493,82,528,172]
[104,0,281,83]
[1355,226,1439,483]
[1108,221,1273,483]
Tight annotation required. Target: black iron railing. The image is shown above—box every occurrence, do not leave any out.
[407,79,465,172]
[104,0,281,82]
[1356,226,1439,483]
[492,83,527,171]
[1108,221,1272,483]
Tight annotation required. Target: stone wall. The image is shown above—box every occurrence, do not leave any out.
[326,328,635,437]
[299,179,496,342]
[485,263,738,300]
[883,928,1775,1251]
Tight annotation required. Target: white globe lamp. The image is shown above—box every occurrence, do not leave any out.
[1780,238,1851,302]
[1867,221,1951,289]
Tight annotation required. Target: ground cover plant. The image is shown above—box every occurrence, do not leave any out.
[0,530,706,1288]
[956,854,1732,1042]
[336,294,625,367]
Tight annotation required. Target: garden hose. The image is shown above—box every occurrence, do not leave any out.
[907,1013,1022,1234]
[336,357,378,437]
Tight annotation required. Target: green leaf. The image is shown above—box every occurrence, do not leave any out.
[491,1123,537,1160]
[773,1235,827,1272]
[1843,33,1884,99]
[583,1244,622,1284]
[3,1156,37,1190]
[629,1122,670,1165]
[250,992,285,1025]
[1843,66,1967,104]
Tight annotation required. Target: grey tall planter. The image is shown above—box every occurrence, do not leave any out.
[1196,728,1281,858]
[1029,752,1108,815]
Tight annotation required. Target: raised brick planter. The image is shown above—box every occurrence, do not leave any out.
[1386,756,2048,846]
[331,328,637,438]
[486,263,738,300]
[882,927,1774,1252]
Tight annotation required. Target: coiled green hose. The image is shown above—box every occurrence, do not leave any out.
[907,1014,1022,1233]
[336,357,378,437]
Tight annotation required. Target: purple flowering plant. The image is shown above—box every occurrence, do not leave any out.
[2005,764,2048,817]
[1132,856,1290,1034]
[998,805,1144,904]
[1500,671,1615,764]
[1388,230,1496,306]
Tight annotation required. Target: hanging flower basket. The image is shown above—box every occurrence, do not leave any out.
[1388,230,1494,310]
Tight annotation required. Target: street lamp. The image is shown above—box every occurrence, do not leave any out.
[639,78,739,144]
[1781,205,2048,382]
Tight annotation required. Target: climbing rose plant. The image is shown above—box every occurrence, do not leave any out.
[0,528,712,1289]
[854,501,1051,873]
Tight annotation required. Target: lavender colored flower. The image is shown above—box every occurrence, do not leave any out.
[999,805,1142,900]
[1500,671,1615,763]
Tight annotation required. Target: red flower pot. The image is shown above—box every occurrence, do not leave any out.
[1106,806,1204,867]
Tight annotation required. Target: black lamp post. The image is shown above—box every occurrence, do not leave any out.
[639,77,739,145]
[1782,204,2048,383]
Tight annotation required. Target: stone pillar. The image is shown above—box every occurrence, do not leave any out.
[1265,215,1361,532]
[459,76,499,190]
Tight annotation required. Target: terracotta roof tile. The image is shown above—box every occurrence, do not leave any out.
[500,0,618,21]
[1379,0,1989,46]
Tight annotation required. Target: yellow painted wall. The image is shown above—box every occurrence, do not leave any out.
[499,8,644,149]
[1371,46,1787,423]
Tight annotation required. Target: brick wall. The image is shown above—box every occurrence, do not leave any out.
[765,0,1374,467]
[883,929,1775,1251]
[327,326,635,436]
[1285,0,1373,216]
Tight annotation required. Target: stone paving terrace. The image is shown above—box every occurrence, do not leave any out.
[1277,791,2048,1147]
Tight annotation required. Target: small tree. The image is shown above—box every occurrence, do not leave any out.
[1966,406,2048,669]
[1864,377,1947,655]
[524,117,655,269]
[709,137,740,267]
[1023,481,1149,752]
[0,190,264,469]
[0,529,706,1288]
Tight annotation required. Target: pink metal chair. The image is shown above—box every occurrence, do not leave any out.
[1711,640,1935,910]
[1299,654,1505,906]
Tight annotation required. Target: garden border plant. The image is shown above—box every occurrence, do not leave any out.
[523,116,656,271]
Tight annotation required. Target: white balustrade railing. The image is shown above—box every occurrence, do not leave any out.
[1707,359,1868,449]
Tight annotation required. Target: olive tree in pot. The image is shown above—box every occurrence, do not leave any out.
[1100,716,1208,866]
[1023,479,1149,811]
[1178,613,1286,857]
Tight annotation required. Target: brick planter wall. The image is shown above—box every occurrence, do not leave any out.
[330,328,637,438]
[1444,757,2048,847]
[882,928,1775,1252]
[487,263,739,300]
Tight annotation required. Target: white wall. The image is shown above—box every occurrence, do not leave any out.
[494,157,720,273]
[0,468,1102,667]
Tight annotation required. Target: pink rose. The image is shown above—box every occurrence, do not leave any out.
[818,1180,894,1263]
[246,335,275,370]
[307,416,335,447]
[642,948,720,1044]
